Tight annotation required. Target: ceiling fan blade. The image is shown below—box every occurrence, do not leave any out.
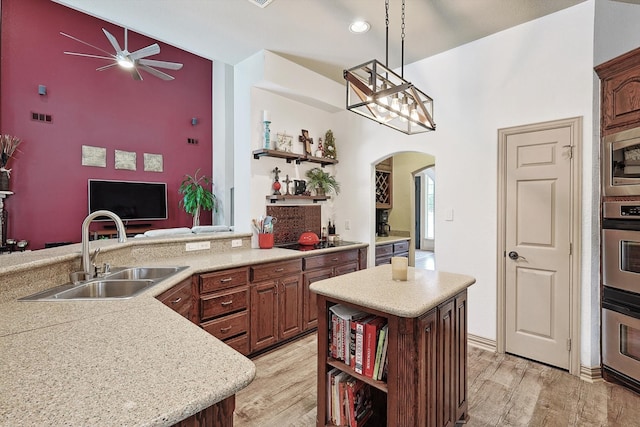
[63,51,114,61]
[102,28,123,54]
[96,63,118,71]
[138,64,175,81]
[138,58,183,70]
[131,67,143,81]
[60,31,114,57]
[129,43,161,60]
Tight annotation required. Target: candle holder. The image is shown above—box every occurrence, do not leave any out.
[263,120,272,149]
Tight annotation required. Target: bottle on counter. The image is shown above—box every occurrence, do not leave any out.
[321,227,327,240]
[328,220,336,235]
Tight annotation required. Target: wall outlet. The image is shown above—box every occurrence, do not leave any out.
[185,241,211,251]
[231,239,242,248]
[344,220,351,230]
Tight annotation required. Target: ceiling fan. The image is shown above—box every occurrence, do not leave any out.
[60,27,183,81]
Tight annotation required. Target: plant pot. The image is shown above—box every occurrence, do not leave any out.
[0,170,9,191]
[315,187,325,197]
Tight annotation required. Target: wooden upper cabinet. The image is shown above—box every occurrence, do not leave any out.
[596,46,640,136]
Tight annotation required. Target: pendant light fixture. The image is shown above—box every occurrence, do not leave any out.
[344,0,435,134]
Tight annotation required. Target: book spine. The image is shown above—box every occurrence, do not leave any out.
[372,325,387,379]
[354,321,365,375]
[363,320,378,377]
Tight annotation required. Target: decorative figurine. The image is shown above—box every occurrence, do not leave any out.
[315,137,324,158]
[272,166,282,195]
[283,174,292,196]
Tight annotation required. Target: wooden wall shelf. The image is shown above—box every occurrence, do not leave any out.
[252,149,338,167]
[266,195,330,204]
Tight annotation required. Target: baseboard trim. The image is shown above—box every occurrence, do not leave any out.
[580,365,603,383]
[468,334,496,352]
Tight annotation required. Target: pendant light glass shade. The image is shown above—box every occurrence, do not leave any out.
[344,59,435,134]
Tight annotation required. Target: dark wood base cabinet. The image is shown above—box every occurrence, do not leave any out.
[170,395,235,427]
[316,290,468,427]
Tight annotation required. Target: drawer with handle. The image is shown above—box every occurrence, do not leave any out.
[200,286,249,321]
[200,267,249,293]
[304,249,359,270]
[157,278,193,320]
[201,311,248,341]
[250,259,302,282]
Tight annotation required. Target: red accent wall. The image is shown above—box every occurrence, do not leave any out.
[1,0,213,249]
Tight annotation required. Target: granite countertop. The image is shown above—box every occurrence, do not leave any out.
[375,235,410,245]
[310,264,475,318]
[0,238,367,426]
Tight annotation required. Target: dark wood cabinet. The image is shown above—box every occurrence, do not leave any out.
[376,157,393,209]
[596,46,640,136]
[196,267,251,355]
[250,259,303,353]
[156,277,195,322]
[375,239,410,266]
[315,289,468,427]
[302,249,361,330]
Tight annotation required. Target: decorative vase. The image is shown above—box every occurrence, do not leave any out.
[315,187,326,197]
[0,170,9,191]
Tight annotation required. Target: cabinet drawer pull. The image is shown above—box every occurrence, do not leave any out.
[220,300,234,306]
[274,268,284,272]
[219,277,233,283]
[171,297,182,304]
[220,326,232,333]
[331,257,339,262]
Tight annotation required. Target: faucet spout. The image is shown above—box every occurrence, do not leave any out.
[81,210,127,278]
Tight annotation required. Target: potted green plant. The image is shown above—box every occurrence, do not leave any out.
[178,169,217,227]
[305,167,340,197]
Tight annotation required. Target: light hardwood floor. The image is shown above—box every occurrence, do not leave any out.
[234,333,640,426]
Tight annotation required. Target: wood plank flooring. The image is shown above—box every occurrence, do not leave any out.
[234,333,640,426]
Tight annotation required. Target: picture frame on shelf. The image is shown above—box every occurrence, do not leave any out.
[276,133,293,152]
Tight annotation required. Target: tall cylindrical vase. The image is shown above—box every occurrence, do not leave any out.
[0,170,9,192]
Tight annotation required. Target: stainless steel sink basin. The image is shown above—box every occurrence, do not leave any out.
[19,265,188,301]
[52,279,154,299]
[103,266,184,281]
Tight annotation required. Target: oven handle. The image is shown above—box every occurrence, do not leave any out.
[603,218,640,231]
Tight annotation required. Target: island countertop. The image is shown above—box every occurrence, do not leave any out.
[310,264,475,318]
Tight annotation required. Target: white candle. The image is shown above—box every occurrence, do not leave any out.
[263,110,271,122]
[391,256,408,281]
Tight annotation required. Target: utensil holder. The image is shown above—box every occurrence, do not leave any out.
[258,233,274,249]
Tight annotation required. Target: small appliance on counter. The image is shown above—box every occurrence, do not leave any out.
[376,209,391,237]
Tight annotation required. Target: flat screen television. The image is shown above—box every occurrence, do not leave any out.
[88,179,168,221]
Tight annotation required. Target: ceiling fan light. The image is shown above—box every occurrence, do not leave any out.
[117,57,134,69]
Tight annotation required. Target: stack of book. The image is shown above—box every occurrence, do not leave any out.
[328,304,389,381]
[327,369,373,426]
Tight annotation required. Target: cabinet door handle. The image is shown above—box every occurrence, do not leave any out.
[220,326,232,333]
[171,297,182,305]
[219,277,233,283]
[274,268,284,272]
[331,257,339,262]
[220,300,234,306]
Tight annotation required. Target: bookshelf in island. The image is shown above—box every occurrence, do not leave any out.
[310,265,476,427]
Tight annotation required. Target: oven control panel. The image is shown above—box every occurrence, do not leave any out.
[604,201,640,219]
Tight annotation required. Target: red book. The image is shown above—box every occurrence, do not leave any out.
[353,315,374,374]
[346,378,373,427]
[363,316,386,378]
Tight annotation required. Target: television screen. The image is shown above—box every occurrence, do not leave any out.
[88,179,168,221]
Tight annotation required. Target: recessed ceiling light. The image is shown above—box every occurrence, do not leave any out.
[349,20,370,34]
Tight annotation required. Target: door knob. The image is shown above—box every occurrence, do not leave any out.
[508,251,526,261]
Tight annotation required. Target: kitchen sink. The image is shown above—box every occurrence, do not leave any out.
[103,266,184,281]
[49,279,154,299]
[19,266,188,301]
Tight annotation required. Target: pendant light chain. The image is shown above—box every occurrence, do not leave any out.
[385,0,390,69]
[401,0,405,78]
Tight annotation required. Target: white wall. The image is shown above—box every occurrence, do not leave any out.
[336,2,598,366]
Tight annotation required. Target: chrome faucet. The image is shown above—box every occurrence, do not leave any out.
[81,210,127,278]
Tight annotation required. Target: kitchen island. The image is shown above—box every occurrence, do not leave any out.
[310,265,475,426]
[0,233,367,426]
